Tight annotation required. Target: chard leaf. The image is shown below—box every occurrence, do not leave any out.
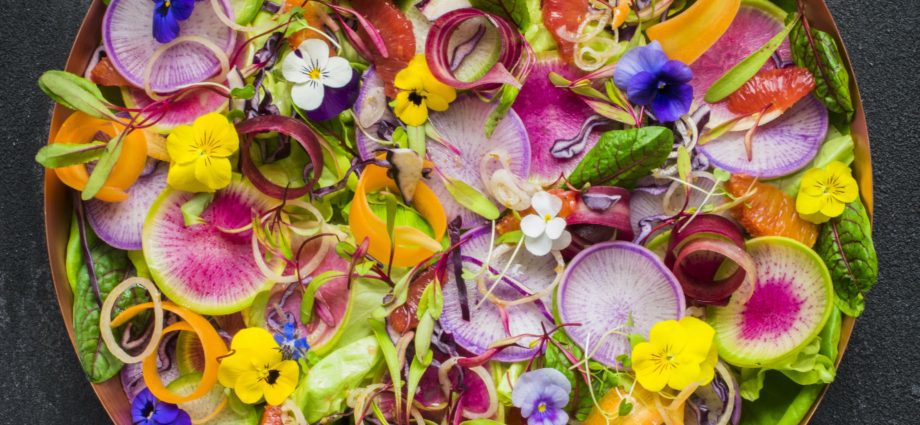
[790,18,854,117]
[568,126,674,189]
[35,141,107,168]
[38,70,115,119]
[814,199,878,317]
[443,177,501,220]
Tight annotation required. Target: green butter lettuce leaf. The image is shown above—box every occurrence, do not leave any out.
[790,18,854,118]
[568,126,674,189]
[814,199,878,317]
[469,0,557,51]
[740,337,835,401]
[296,335,381,423]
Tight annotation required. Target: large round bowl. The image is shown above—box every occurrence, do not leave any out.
[43,1,874,423]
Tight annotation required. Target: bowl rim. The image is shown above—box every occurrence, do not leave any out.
[42,1,874,423]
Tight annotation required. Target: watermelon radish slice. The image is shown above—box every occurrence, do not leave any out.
[103,0,237,93]
[707,237,833,368]
[143,176,279,315]
[86,160,168,250]
[558,241,685,367]
[440,226,556,362]
[512,55,604,186]
[122,86,230,133]
[698,96,828,179]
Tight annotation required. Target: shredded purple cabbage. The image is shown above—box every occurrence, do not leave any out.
[261,1,281,14]
[448,217,470,321]
[550,115,611,159]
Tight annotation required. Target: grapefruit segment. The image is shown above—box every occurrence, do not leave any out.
[724,174,819,247]
[727,67,816,115]
[351,0,416,98]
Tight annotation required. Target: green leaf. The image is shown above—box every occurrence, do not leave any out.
[407,125,427,158]
[495,229,523,245]
[81,132,127,200]
[370,320,402,421]
[181,193,214,227]
[406,350,433,421]
[704,13,801,103]
[741,373,824,425]
[442,177,501,220]
[740,337,835,401]
[296,335,380,423]
[814,199,878,317]
[677,145,691,183]
[484,85,520,138]
[568,126,674,189]
[38,70,115,119]
[230,84,255,99]
[790,18,854,117]
[415,314,435,362]
[35,141,107,168]
[469,0,535,29]
[713,167,732,183]
[617,399,634,416]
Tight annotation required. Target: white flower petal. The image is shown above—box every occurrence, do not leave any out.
[322,57,353,88]
[525,234,553,257]
[531,191,562,218]
[519,214,546,238]
[545,217,567,240]
[281,51,309,83]
[291,81,325,111]
[551,231,572,251]
[301,38,330,63]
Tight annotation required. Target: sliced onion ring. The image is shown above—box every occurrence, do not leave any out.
[99,277,165,364]
[237,115,325,199]
[437,357,499,419]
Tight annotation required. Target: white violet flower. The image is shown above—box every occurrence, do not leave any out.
[519,191,572,256]
[281,39,352,112]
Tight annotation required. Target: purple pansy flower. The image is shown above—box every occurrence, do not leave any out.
[512,368,572,425]
[274,320,311,360]
[131,388,191,425]
[152,0,196,44]
[281,39,360,122]
[614,41,694,123]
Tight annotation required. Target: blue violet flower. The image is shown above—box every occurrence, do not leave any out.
[274,320,310,360]
[614,41,694,123]
[152,0,196,44]
[511,368,572,425]
[131,388,191,425]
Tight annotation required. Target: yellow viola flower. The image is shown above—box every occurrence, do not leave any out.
[166,112,239,193]
[393,55,457,126]
[631,317,717,393]
[218,327,300,406]
[795,161,859,224]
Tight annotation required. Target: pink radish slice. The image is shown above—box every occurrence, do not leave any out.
[512,55,603,186]
[698,96,827,179]
[440,227,555,362]
[122,87,229,133]
[143,178,279,315]
[86,160,168,250]
[558,241,685,367]
[103,0,237,93]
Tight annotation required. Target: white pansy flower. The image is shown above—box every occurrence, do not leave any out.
[519,191,572,256]
[281,39,352,111]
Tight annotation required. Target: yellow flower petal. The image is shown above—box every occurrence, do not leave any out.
[695,345,719,386]
[677,317,714,363]
[167,161,211,193]
[263,360,300,406]
[194,156,232,191]
[820,198,846,218]
[425,92,451,112]
[166,125,199,165]
[667,361,701,391]
[234,370,266,404]
[796,193,825,216]
[800,168,828,197]
[635,365,669,393]
[231,327,279,352]
[396,98,429,127]
[649,320,687,353]
[394,67,424,91]
[825,161,852,179]
[421,73,456,104]
[218,350,252,389]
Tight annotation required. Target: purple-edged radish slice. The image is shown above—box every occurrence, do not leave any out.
[558,241,685,367]
[86,160,168,250]
[707,236,833,368]
[103,0,237,93]
[441,226,556,362]
[143,176,280,315]
[122,87,229,134]
[512,54,605,186]
[698,96,828,179]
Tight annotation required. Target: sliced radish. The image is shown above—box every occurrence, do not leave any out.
[143,177,279,315]
[708,237,833,368]
[629,173,726,240]
[440,227,556,362]
[86,161,168,250]
[558,241,685,367]
[122,87,229,133]
[698,96,827,179]
[103,0,237,93]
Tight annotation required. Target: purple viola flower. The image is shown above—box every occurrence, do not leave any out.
[614,41,694,123]
[152,0,196,44]
[131,388,191,425]
[274,320,311,360]
[281,39,360,122]
[511,368,572,425]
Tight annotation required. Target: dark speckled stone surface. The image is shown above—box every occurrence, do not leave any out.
[0,1,917,423]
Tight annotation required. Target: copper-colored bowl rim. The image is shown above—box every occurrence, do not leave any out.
[42,1,874,423]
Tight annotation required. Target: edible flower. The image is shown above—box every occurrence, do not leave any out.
[131,388,191,425]
[520,191,573,256]
[152,0,196,44]
[511,368,571,425]
[631,316,718,393]
[218,327,300,406]
[274,320,310,361]
[166,112,239,193]
[795,161,859,224]
[281,39,358,121]
[393,55,457,126]
[614,41,693,123]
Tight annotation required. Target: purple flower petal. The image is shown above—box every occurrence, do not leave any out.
[172,410,192,425]
[627,71,660,106]
[151,402,180,423]
[614,41,669,90]
[652,83,693,123]
[658,60,694,85]
[169,0,197,21]
[306,70,360,122]
[152,10,180,44]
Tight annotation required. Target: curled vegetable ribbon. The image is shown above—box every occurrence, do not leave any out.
[52,111,148,202]
[349,161,446,268]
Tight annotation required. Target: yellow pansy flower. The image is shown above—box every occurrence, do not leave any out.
[217,327,300,406]
[631,317,718,393]
[393,55,457,126]
[166,112,239,193]
[795,161,859,224]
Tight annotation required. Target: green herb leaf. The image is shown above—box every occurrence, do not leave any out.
[230,84,255,99]
[415,314,435,362]
[705,13,801,103]
[677,145,691,183]
[485,85,520,138]
[814,199,878,317]
[469,0,537,29]
[81,132,127,200]
[618,399,634,416]
[370,320,402,421]
[35,141,107,168]
[38,70,115,119]
[180,193,214,227]
[790,18,854,117]
[568,126,674,189]
[495,229,523,245]
[442,177,501,220]
[407,125,427,158]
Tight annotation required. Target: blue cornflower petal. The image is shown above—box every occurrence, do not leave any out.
[294,337,310,351]
[283,321,297,339]
[169,0,197,21]
[614,40,669,90]
[153,10,180,44]
[652,83,693,123]
[658,60,694,85]
[626,71,660,107]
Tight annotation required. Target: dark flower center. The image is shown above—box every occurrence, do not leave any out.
[266,369,281,385]
[408,91,425,106]
[141,402,156,419]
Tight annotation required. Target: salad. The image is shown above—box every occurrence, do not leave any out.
[38,0,878,424]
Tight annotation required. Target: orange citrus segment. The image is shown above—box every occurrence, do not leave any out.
[351,0,416,98]
[585,386,665,425]
[543,0,592,65]
[647,0,741,64]
[725,175,818,247]
[283,0,331,49]
[726,67,816,115]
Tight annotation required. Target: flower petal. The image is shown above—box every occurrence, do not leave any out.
[659,60,694,85]
[820,198,846,218]
[551,230,572,251]
[166,125,199,164]
[169,0,196,20]
[291,80,325,111]
[152,11,180,44]
[167,161,210,193]
[307,73,360,122]
[800,168,828,196]
[425,92,450,112]
[667,361,701,391]
[233,371,265,404]
[322,57,353,88]
[194,157,232,191]
[395,96,429,126]
[531,191,562,218]
[796,193,825,215]
[525,234,553,257]
[652,83,693,123]
[394,68,424,91]
[544,217,567,240]
[678,316,715,362]
[519,214,547,238]
[281,51,309,84]
[232,327,279,351]
[301,38,330,63]
[614,40,669,89]
[626,71,659,107]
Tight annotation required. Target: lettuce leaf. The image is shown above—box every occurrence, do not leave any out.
[296,335,381,423]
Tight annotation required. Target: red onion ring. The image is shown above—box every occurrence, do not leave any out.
[237,115,324,199]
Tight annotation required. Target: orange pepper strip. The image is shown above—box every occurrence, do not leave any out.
[611,0,632,29]
[52,111,148,202]
[646,0,741,65]
[349,162,447,268]
[112,301,228,404]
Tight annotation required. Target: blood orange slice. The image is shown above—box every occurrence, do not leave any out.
[727,67,816,115]
[542,0,592,65]
[724,174,818,247]
[351,0,416,97]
